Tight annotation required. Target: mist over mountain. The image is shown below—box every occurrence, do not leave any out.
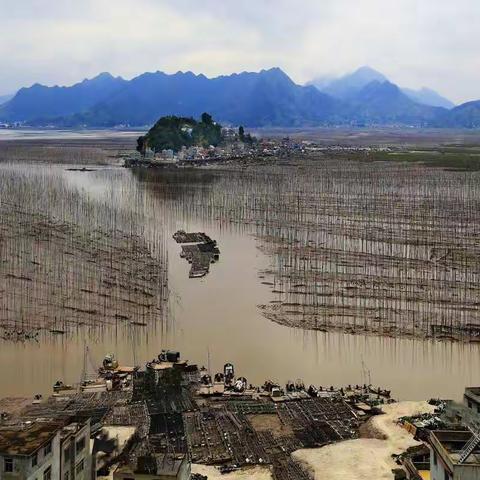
[310,66,455,110]
[345,80,447,126]
[402,87,455,109]
[309,66,388,100]
[0,67,477,128]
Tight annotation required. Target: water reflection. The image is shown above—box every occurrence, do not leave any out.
[0,164,479,400]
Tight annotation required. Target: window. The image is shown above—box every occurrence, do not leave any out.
[444,471,450,480]
[75,459,84,475]
[64,471,70,480]
[44,441,52,456]
[43,466,52,480]
[75,436,85,455]
[64,445,71,463]
[4,458,13,472]
[433,451,437,465]
[32,452,38,467]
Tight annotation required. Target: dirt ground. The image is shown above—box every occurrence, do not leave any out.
[292,401,435,480]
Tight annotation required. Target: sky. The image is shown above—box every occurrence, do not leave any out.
[1,0,479,104]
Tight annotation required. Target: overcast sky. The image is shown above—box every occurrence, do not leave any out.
[1,0,479,104]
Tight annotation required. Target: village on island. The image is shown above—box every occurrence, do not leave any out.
[123,113,302,167]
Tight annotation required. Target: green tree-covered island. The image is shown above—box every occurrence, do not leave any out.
[136,112,255,156]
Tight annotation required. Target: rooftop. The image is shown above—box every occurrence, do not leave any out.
[115,454,187,476]
[465,387,480,401]
[431,430,480,466]
[0,421,62,456]
[60,419,89,440]
[147,360,188,370]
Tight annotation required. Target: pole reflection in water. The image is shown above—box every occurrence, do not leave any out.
[0,161,479,400]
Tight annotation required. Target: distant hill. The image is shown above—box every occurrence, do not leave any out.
[402,87,455,109]
[309,66,388,100]
[0,67,477,128]
[310,66,456,110]
[0,73,127,122]
[345,80,447,125]
[0,93,14,106]
[445,101,480,128]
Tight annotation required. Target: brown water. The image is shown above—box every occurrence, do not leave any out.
[0,163,479,401]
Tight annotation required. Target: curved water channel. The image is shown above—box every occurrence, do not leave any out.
[0,164,479,400]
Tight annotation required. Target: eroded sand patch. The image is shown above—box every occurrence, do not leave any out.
[293,401,434,480]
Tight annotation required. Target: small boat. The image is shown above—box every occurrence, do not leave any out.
[53,380,75,394]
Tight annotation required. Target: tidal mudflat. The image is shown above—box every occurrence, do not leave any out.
[1,132,480,400]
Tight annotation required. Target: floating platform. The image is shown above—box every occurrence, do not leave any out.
[174,230,220,279]
[173,230,213,244]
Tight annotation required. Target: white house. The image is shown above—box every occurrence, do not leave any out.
[0,421,62,480]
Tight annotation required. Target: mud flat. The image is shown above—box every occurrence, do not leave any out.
[151,154,480,342]
[0,163,168,340]
[133,154,480,342]
[251,157,480,342]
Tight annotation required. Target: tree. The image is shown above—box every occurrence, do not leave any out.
[238,126,245,142]
[136,113,224,154]
[136,136,146,157]
[244,133,255,145]
[201,112,213,125]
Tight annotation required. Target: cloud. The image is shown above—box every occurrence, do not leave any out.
[0,0,478,104]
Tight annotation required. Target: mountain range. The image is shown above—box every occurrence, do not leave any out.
[0,67,478,128]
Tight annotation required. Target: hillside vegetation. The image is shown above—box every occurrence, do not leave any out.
[136,113,223,154]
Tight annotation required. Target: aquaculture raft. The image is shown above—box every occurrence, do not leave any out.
[173,230,220,278]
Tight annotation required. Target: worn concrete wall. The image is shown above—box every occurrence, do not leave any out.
[455,465,480,480]
[0,432,60,480]
[430,449,447,480]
